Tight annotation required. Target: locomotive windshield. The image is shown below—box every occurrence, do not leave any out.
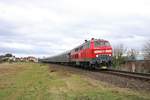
[94,41,110,47]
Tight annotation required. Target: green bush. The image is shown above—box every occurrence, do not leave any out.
[112,56,126,68]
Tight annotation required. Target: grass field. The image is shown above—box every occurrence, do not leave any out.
[0,63,150,100]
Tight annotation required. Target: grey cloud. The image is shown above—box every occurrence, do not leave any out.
[0,0,150,57]
[0,20,17,36]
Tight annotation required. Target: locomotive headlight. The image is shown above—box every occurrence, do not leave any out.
[96,55,99,57]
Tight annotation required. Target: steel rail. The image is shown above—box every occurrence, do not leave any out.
[101,69,150,81]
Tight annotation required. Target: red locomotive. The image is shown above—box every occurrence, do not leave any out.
[42,38,112,69]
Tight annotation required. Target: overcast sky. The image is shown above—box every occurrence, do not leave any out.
[0,0,150,57]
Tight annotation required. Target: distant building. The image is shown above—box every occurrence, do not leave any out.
[26,56,38,62]
[8,56,16,62]
[17,56,38,62]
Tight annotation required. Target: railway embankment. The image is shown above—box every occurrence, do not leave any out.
[49,64,150,91]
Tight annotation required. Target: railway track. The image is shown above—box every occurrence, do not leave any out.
[48,63,150,81]
[101,69,150,81]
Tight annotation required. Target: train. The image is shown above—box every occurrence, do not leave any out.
[41,38,112,69]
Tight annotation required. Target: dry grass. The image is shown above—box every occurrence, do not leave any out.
[0,62,150,100]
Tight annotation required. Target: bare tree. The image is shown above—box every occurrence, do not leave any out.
[143,40,150,59]
[113,44,126,58]
[127,49,139,59]
[112,44,127,67]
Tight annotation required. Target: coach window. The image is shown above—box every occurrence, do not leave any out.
[83,44,86,49]
[80,46,83,50]
[75,48,78,52]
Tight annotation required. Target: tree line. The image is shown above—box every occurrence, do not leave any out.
[112,40,150,67]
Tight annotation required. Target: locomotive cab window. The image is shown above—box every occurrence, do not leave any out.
[94,41,110,47]
[104,42,110,46]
